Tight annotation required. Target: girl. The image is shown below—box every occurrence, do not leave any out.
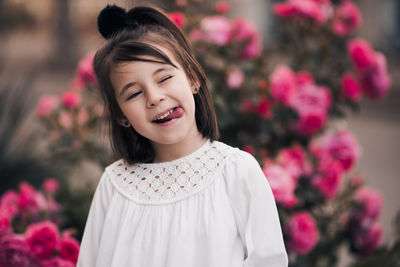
[77,4,288,267]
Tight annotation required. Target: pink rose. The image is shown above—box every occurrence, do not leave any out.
[168,12,185,28]
[226,68,245,89]
[273,0,333,25]
[0,190,19,218]
[341,73,362,101]
[311,130,361,171]
[199,16,232,45]
[255,97,271,119]
[61,90,81,108]
[216,1,230,13]
[289,84,331,135]
[43,178,60,195]
[354,186,383,227]
[77,108,90,125]
[76,52,96,86]
[0,234,32,267]
[353,224,382,256]
[59,234,80,264]
[276,145,312,180]
[0,215,10,236]
[243,144,255,155]
[269,65,297,105]
[296,71,314,86]
[25,221,60,260]
[18,182,38,214]
[232,18,262,59]
[347,38,377,73]
[263,163,297,207]
[36,95,59,117]
[360,52,391,100]
[58,111,73,130]
[332,0,362,36]
[285,212,319,254]
[312,158,344,199]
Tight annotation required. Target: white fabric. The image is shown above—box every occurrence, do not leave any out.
[77,140,288,267]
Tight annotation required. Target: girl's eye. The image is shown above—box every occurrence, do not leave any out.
[126,91,141,100]
[159,76,172,83]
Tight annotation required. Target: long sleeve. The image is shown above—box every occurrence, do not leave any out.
[225,150,288,267]
[77,171,114,267]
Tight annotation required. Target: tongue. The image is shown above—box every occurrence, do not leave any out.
[167,107,184,119]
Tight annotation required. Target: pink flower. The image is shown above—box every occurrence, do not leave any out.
[353,224,382,256]
[36,95,59,117]
[347,38,377,74]
[25,221,60,260]
[263,163,297,207]
[232,18,262,59]
[43,178,60,195]
[342,73,362,101]
[311,130,362,171]
[58,111,73,130]
[255,97,271,118]
[198,16,232,45]
[285,212,319,254]
[0,215,11,236]
[312,158,343,199]
[59,234,80,264]
[269,65,297,105]
[61,90,81,108]
[354,186,383,228]
[0,234,32,267]
[276,145,312,180]
[0,190,19,218]
[77,108,90,125]
[226,68,245,89]
[289,84,331,135]
[216,1,230,13]
[18,182,38,214]
[168,12,185,28]
[76,52,96,86]
[273,0,333,25]
[332,0,362,36]
[360,52,391,100]
[296,71,314,86]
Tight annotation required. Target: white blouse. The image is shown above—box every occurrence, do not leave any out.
[77,140,288,267]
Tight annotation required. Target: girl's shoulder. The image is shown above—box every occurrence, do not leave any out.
[101,140,250,204]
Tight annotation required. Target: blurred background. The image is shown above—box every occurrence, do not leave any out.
[0,0,399,266]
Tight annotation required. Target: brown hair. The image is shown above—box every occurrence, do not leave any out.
[94,5,219,164]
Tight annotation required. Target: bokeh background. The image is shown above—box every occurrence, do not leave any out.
[0,0,399,266]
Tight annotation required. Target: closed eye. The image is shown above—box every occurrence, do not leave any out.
[159,76,172,83]
[126,91,142,101]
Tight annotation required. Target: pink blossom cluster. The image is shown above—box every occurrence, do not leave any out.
[191,15,262,59]
[269,65,331,135]
[284,212,319,254]
[168,12,185,28]
[240,97,272,119]
[345,186,383,256]
[0,222,79,266]
[310,129,361,199]
[71,52,97,89]
[262,145,311,207]
[347,38,391,99]
[273,0,333,25]
[0,181,80,266]
[0,179,61,233]
[332,1,362,36]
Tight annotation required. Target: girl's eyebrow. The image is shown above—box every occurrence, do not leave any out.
[119,66,175,97]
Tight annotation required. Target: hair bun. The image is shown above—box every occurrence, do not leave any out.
[97,5,131,39]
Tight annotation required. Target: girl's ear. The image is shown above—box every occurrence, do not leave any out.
[191,80,201,94]
[118,118,131,127]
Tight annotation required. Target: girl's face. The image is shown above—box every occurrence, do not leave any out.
[110,45,202,153]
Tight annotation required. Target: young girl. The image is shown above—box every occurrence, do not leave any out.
[77,5,288,267]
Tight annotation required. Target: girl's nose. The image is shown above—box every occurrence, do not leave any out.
[146,87,165,108]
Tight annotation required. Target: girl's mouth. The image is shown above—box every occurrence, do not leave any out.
[152,107,184,124]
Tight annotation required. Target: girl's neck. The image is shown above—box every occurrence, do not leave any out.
[151,133,208,163]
